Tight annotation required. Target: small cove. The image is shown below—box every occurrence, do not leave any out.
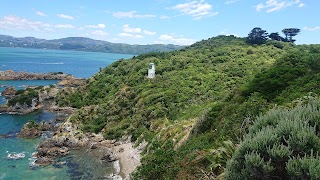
[0,47,133,179]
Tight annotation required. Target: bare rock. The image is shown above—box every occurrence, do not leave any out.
[36,146,69,158]
[101,153,117,162]
[18,122,42,139]
[18,121,55,139]
[34,157,53,166]
[1,86,17,99]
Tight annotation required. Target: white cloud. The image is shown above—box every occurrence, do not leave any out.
[0,15,51,31]
[57,13,74,20]
[143,30,156,36]
[172,0,218,19]
[225,0,240,4]
[118,33,144,38]
[92,30,108,37]
[123,24,141,33]
[160,15,170,19]
[54,24,75,29]
[256,0,305,13]
[86,24,106,29]
[303,26,320,31]
[113,11,156,18]
[36,11,47,17]
[0,15,80,33]
[158,34,195,45]
[118,24,156,39]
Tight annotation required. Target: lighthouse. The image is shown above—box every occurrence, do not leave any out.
[148,63,155,79]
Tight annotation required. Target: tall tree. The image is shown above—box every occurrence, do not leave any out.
[247,27,268,45]
[269,32,285,41]
[282,28,300,43]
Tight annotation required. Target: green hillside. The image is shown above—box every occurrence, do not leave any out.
[0,35,182,55]
[55,35,320,179]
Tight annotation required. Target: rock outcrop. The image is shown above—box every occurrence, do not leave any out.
[1,86,17,98]
[18,121,55,139]
[32,119,118,167]
[0,100,41,115]
[0,70,72,80]
[0,85,66,115]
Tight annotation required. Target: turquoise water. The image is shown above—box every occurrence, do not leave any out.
[0,47,132,179]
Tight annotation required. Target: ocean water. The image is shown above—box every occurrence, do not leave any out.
[0,47,133,179]
[0,47,133,78]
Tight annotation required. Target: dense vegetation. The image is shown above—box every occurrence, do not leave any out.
[226,97,320,179]
[8,87,40,106]
[55,35,320,179]
[0,35,183,55]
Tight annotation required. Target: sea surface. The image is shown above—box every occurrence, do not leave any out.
[0,47,133,179]
[0,47,133,78]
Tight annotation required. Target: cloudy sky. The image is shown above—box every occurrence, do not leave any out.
[0,0,318,45]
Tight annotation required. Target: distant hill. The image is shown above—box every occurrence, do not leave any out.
[0,35,183,55]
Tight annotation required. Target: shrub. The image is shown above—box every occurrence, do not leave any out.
[226,97,320,180]
[8,89,39,106]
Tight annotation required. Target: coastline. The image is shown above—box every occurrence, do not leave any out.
[113,141,145,179]
[0,70,144,179]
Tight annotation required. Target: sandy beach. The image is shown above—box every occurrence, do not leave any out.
[113,141,146,179]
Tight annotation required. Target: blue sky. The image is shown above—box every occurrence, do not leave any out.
[0,0,318,45]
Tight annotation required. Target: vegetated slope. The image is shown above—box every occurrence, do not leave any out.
[0,35,182,55]
[226,97,320,180]
[56,35,320,179]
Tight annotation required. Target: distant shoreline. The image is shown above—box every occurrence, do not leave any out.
[0,34,183,55]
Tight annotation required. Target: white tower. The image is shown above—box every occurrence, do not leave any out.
[148,63,155,79]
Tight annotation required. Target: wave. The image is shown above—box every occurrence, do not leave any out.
[6,152,25,160]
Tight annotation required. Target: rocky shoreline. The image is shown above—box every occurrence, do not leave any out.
[0,74,144,179]
[0,71,85,115]
[0,86,142,179]
[0,70,72,80]
[21,116,145,179]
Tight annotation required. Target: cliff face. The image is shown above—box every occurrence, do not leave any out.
[0,70,72,80]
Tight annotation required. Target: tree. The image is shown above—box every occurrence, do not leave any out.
[247,27,268,45]
[282,28,300,43]
[268,32,285,41]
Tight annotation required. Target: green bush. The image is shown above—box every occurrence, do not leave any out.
[226,97,320,180]
[8,89,39,106]
[132,141,179,180]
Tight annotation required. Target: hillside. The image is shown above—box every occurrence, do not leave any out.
[0,35,183,55]
[55,35,320,179]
